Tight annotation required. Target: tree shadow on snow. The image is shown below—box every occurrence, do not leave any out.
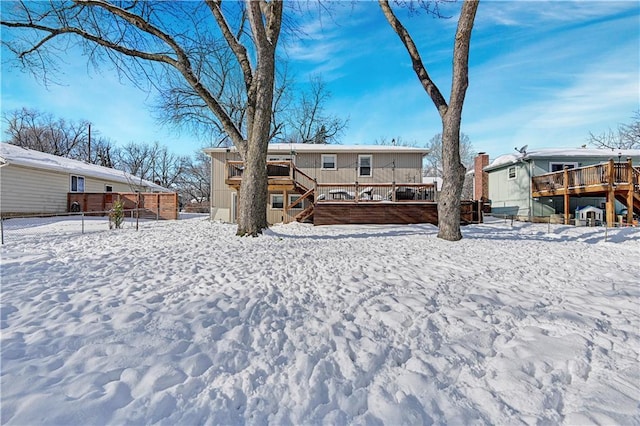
[462,222,640,245]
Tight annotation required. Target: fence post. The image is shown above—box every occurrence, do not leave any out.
[1,215,4,245]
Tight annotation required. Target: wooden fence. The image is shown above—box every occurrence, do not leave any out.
[67,192,179,220]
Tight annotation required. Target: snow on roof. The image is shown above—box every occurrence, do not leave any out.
[485,148,640,171]
[0,143,169,192]
[204,143,429,155]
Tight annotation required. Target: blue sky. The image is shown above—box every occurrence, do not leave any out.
[1,1,638,159]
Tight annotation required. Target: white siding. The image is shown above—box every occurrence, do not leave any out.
[1,164,69,213]
[0,164,155,215]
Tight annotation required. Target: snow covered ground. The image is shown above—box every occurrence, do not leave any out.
[1,215,639,425]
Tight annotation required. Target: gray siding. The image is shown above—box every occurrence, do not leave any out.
[207,149,424,224]
[487,155,640,218]
[488,163,532,217]
[294,152,422,184]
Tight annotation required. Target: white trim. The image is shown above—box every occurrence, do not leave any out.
[70,175,85,192]
[288,194,303,210]
[358,154,372,177]
[321,154,337,170]
[231,192,237,223]
[270,193,284,210]
[204,144,430,155]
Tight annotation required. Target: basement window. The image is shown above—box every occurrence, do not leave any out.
[271,194,284,209]
[289,194,303,210]
[70,175,85,192]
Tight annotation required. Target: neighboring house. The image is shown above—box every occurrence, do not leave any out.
[205,144,429,225]
[0,143,169,216]
[481,148,640,224]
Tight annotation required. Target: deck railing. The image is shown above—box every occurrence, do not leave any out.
[315,182,436,203]
[226,160,293,181]
[532,161,636,193]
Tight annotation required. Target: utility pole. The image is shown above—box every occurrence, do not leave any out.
[88,123,91,162]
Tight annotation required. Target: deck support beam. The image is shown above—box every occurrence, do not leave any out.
[563,167,570,225]
[606,158,616,227]
[627,157,634,224]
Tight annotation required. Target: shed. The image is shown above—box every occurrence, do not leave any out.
[575,205,603,226]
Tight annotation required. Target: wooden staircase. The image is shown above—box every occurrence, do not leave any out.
[283,166,317,223]
[616,166,640,216]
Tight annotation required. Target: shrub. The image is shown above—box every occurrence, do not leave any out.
[109,199,125,230]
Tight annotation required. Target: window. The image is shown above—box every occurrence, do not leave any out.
[70,175,85,192]
[271,194,284,209]
[550,162,578,172]
[507,166,516,180]
[289,194,303,210]
[358,155,372,177]
[105,185,113,193]
[321,154,337,170]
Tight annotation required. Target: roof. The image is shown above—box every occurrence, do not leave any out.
[485,148,640,172]
[204,143,429,155]
[0,143,170,192]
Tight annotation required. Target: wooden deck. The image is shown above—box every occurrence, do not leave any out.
[531,158,639,225]
[314,201,482,226]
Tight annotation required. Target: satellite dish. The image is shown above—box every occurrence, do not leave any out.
[515,145,528,154]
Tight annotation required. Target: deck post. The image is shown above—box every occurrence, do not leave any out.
[627,157,634,224]
[606,158,616,227]
[563,166,570,225]
[283,189,289,223]
[392,182,396,202]
[355,181,359,203]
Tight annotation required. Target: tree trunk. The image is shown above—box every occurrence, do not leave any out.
[437,115,466,241]
[379,0,478,242]
[234,1,281,236]
[236,142,269,236]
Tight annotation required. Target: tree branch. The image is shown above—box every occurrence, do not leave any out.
[378,0,448,117]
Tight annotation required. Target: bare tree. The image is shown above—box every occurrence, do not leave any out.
[153,146,189,189]
[177,151,212,204]
[374,136,419,147]
[380,0,479,241]
[281,75,348,144]
[588,111,640,150]
[2,107,122,166]
[3,108,90,159]
[2,0,283,236]
[116,142,159,181]
[424,132,474,177]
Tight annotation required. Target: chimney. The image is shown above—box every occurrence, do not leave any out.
[474,152,489,201]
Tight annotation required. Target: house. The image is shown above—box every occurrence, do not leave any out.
[480,148,640,225]
[0,143,170,216]
[205,143,434,225]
